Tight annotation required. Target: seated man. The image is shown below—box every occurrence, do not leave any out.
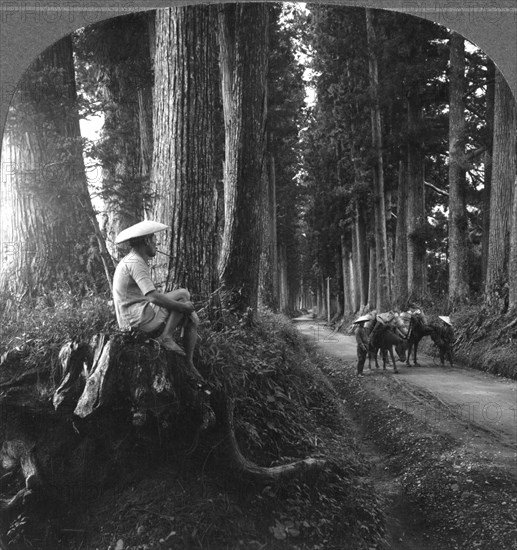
[112,220,202,379]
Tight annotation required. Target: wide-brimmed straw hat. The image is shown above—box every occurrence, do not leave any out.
[115,220,168,244]
[438,316,452,326]
[353,315,371,324]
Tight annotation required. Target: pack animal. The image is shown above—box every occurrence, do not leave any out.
[368,321,407,373]
[406,312,435,367]
[430,322,455,367]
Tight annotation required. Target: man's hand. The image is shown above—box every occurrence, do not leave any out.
[146,290,195,315]
[181,301,195,315]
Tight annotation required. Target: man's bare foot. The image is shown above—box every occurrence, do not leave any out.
[157,337,186,355]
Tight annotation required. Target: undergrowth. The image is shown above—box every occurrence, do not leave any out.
[0,288,115,386]
[191,310,387,549]
[0,296,388,549]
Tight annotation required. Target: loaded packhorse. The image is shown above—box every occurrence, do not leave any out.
[361,312,409,373]
[358,309,454,372]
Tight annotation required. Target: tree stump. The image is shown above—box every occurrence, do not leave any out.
[0,330,329,546]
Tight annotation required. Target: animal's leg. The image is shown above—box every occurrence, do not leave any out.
[381,348,386,370]
[390,348,398,373]
[406,343,413,367]
[413,342,419,366]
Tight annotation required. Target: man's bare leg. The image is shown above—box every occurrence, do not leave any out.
[155,289,191,354]
[158,290,204,382]
[182,313,202,378]
[157,309,186,355]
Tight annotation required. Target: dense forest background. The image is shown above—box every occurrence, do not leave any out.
[1,3,517,321]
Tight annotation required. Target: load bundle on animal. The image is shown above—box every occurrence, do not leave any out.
[430,316,455,367]
[352,308,455,372]
[367,312,408,372]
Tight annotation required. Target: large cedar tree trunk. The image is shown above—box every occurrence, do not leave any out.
[368,245,377,310]
[448,32,469,303]
[355,203,369,309]
[406,89,428,301]
[496,76,517,309]
[258,154,279,310]
[341,235,353,315]
[216,4,269,314]
[393,160,408,308]
[485,70,516,309]
[365,9,391,311]
[1,36,110,296]
[152,6,219,299]
[481,60,495,284]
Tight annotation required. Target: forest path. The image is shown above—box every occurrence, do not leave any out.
[293,315,516,549]
[293,315,517,451]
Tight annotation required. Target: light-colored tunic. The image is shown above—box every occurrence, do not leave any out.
[112,251,157,330]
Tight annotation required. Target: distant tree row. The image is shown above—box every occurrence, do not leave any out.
[298,6,516,317]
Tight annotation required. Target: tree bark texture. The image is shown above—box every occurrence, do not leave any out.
[368,245,377,310]
[406,90,428,302]
[355,202,369,309]
[341,235,353,315]
[258,154,279,310]
[485,69,517,309]
[217,4,269,313]
[152,6,219,299]
[482,59,495,284]
[1,35,109,296]
[503,90,517,309]
[393,160,408,308]
[278,244,289,314]
[365,9,391,311]
[447,32,469,303]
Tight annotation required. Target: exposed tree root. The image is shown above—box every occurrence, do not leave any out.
[212,392,328,484]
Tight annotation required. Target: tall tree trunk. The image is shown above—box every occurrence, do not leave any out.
[152,6,218,299]
[393,160,408,308]
[351,218,360,311]
[368,245,377,310]
[482,59,495,284]
[355,202,369,309]
[217,4,269,314]
[278,244,290,314]
[448,32,469,304]
[492,73,517,309]
[1,35,110,297]
[341,235,353,315]
[258,153,278,310]
[406,90,427,302]
[365,9,391,311]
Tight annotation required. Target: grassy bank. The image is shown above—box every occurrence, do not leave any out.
[0,296,388,549]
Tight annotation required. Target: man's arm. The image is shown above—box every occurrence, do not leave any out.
[145,290,195,315]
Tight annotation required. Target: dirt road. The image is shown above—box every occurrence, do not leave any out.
[293,315,517,549]
[293,316,517,451]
